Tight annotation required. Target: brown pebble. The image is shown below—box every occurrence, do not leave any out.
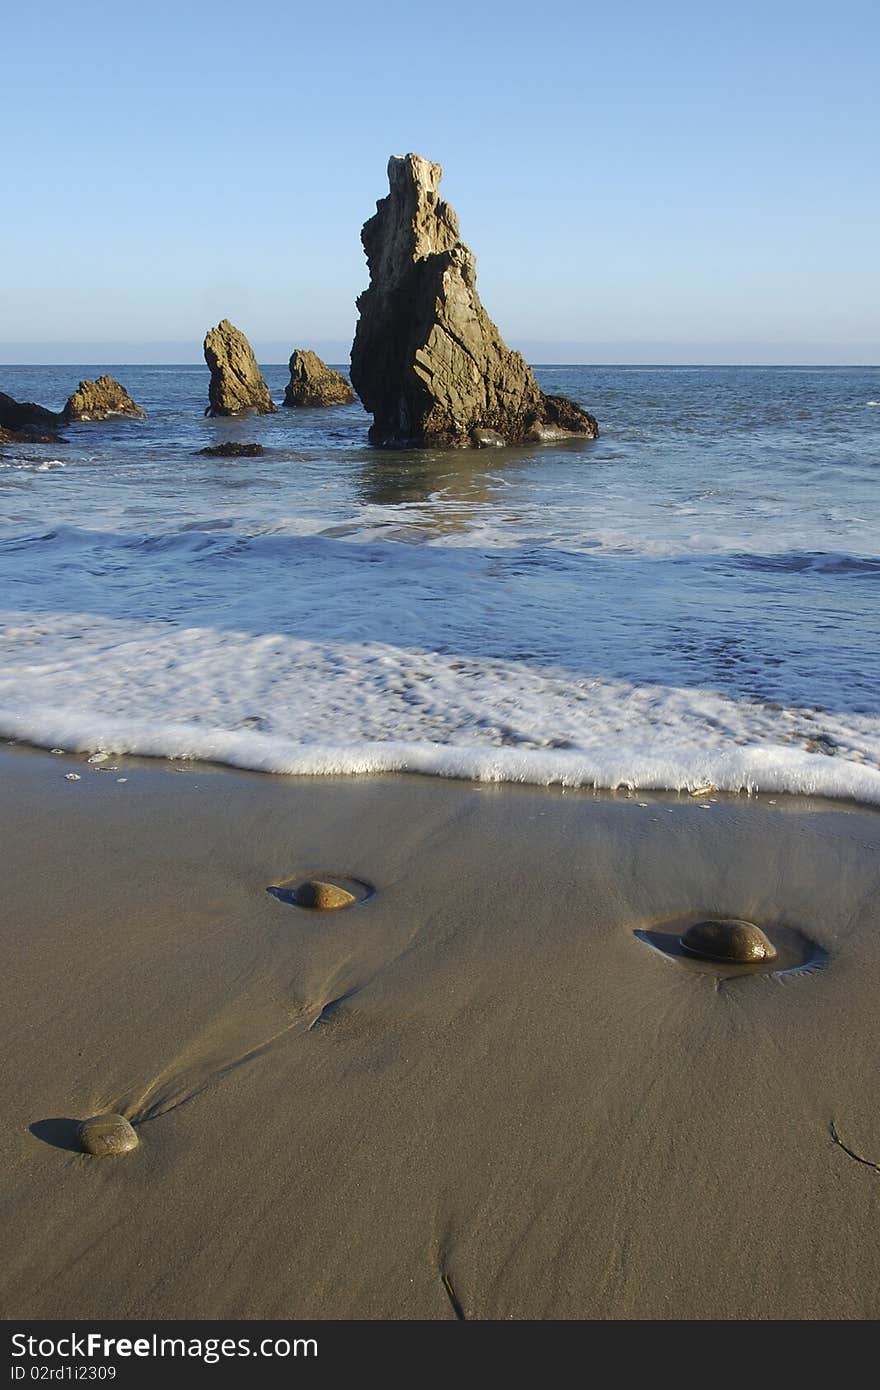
[680,918,778,964]
[78,1113,139,1157]
[293,879,356,910]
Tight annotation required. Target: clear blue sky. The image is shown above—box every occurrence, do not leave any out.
[3,0,878,363]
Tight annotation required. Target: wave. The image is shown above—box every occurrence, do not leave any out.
[729,550,880,576]
[2,705,880,804]
[0,458,65,473]
[0,605,878,806]
[2,522,880,573]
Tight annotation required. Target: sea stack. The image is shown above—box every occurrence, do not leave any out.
[283,350,355,407]
[63,375,145,421]
[350,154,599,448]
[203,319,277,417]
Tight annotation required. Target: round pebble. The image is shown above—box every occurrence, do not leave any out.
[292,879,356,910]
[680,918,778,964]
[78,1113,139,1157]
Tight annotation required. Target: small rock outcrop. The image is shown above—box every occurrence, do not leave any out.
[196,441,266,457]
[0,391,65,442]
[283,350,355,408]
[350,154,599,448]
[63,375,145,421]
[0,423,65,445]
[203,319,277,417]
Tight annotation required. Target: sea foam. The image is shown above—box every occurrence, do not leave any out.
[1,611,879,803]
[3,705,880,803]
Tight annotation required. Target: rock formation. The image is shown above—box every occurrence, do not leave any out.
[0,391,64,431]
[63,375,145,421]
[283,350,354,407]
[0,423,64,445]
[350,154,599,448]
[203,319,277,417]
[196,442,265,457]
[0,392,66,443]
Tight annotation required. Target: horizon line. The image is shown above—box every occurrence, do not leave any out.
[2,360,878,370]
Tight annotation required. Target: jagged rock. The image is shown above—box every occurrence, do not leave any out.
[0,391,65,442]
[283,349,355,408]
[203,319,277,417]
[350,154,599,448]
[63,375,145,421]
[196,441,266,457]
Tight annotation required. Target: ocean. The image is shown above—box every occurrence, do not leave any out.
[1,363,878,802]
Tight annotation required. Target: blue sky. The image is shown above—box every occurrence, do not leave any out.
[3,0,878,363]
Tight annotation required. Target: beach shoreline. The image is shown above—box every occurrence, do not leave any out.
[3,744,880,1319]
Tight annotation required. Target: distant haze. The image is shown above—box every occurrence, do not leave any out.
[3,0,878,367]
[1,342,877,368]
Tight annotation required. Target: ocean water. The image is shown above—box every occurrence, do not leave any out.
[1,363,879,802]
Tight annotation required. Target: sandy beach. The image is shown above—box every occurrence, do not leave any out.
[2,744,879,1320]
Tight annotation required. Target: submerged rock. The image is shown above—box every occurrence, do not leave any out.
[0,424,64,445]
[0,392,66,442]
[196,441,266,457]
[292,879,356,910]
[283,350,355,407]
[471,427,506,448]
[680,919,777,964]
[350,154,599,448]
[203,319,277,417]
[78,1113,139,1157]
[63,375,145,421]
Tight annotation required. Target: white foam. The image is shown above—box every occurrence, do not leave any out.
[1,611,878,804]
[2,706,880,803]
[0,458,65,472]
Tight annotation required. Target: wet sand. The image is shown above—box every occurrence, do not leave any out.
[2,745,880,1320]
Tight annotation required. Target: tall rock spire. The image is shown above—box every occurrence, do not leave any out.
[350,154,598,448]
[203,319,276,417]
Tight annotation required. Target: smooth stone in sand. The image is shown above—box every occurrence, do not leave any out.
[78,1114,139,1157]
[293,880,356,910]
[680,918,777,964]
